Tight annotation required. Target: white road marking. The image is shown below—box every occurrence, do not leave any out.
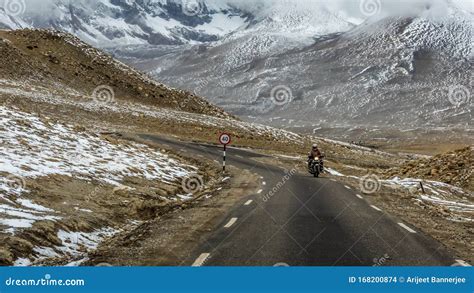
[356,194,363,199]
[244,200,253,206]
[330,179,337,182]
[257,189,263,194]
[262,181,267,186]
[192,253,210,267]
[224,217,238,228]
[452,260,471,267]
[370,205,382,212]
[236,155,243,159]
[398,223,416,233]
[344,185,351,190]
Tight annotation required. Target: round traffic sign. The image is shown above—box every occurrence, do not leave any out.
[219,133,231,145]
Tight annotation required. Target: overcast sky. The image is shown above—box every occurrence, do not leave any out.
[225,0,473,17]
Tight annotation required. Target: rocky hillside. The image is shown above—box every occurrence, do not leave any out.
[0,29,230,118]
[385,147,473,191]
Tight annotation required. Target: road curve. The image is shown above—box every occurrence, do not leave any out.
[141,135,457,266]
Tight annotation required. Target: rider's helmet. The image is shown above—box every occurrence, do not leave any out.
[312,144,318,149]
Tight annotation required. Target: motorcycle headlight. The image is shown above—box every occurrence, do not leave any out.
[315,157,319,160]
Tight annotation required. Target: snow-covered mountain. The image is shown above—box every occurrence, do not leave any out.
[0,0,360,46]
[1,0,472,135]
[127,0,473,132]
[0,0,255,46]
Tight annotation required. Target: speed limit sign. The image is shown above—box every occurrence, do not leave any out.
[219,133,231,145]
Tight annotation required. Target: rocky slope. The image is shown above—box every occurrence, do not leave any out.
[0,28,230,118]
[385,147,474,191]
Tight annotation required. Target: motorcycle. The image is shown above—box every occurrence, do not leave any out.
[308,156,324,177]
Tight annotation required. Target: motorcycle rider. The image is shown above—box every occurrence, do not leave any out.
[308,144,324,172]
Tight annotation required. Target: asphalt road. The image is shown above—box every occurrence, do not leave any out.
[141,135,458,267]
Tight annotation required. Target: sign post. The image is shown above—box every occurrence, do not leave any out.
[219,133,231,172]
